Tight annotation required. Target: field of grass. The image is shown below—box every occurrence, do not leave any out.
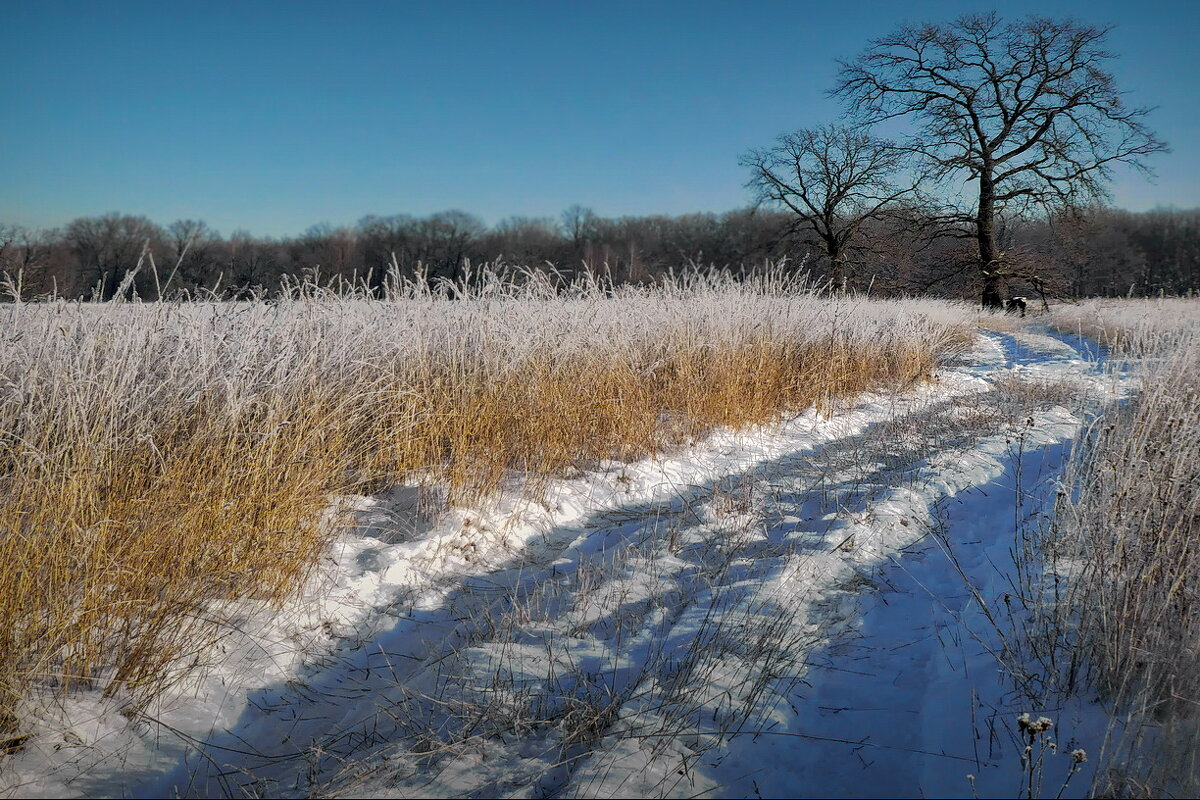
[0,269,976,741]
[1046,298,1200,796]
[1048,296,1200,352]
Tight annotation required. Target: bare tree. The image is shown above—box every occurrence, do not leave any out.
[225,229,281,293]
[740,124,912,290]
[561,205,598,250]
[487,216,564,268]
[358,214,418,290]
[418,211,485,285]
[0,225,62,296]
[290,222,359,286]
[63,213,164,299]
[835,12,1168,307]
[163,219,221,296]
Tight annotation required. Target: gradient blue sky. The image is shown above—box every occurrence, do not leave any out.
[3,0,1197,237]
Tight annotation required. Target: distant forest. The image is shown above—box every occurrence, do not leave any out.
[2,204,1198,302]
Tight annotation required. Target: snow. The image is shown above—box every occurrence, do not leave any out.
[1,328,1131,799]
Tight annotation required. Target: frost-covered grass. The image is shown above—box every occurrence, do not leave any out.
[0,269,975,744]
[34,327,1087,799]
[1047,296,1200,353]
[1046,300,1200,796]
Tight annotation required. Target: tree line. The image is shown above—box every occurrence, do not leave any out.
[2,204,1196,301]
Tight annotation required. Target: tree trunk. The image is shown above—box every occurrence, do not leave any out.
[977,170,1005,309]
[826,238,847,293]
[830,255,845,293]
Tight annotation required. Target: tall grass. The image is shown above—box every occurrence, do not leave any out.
[0,268,974,736]
[1048,297,1200,353]
[1047,299,1200,796]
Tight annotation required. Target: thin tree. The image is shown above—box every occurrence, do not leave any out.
[835,13,1168,308]
[740,124,912,291]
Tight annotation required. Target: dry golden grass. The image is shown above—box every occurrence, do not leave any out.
[0,269,975,732]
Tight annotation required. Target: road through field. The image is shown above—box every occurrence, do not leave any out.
[11,329,1118,799]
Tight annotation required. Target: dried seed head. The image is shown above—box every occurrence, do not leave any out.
[1017,712,1055,734]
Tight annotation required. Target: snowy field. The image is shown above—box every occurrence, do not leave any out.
[1,326,1130,799]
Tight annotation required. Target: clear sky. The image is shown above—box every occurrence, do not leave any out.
[3,0,1197,237]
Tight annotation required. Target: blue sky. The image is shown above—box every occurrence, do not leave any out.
[3,0,1197,237]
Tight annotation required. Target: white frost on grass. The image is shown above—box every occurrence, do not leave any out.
[1,328,1127,799]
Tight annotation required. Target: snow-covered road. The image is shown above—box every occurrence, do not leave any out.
[4,329,1125,799]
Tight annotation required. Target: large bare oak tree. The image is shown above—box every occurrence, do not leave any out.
[834,13,1168,307]
[740,124,911,291]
